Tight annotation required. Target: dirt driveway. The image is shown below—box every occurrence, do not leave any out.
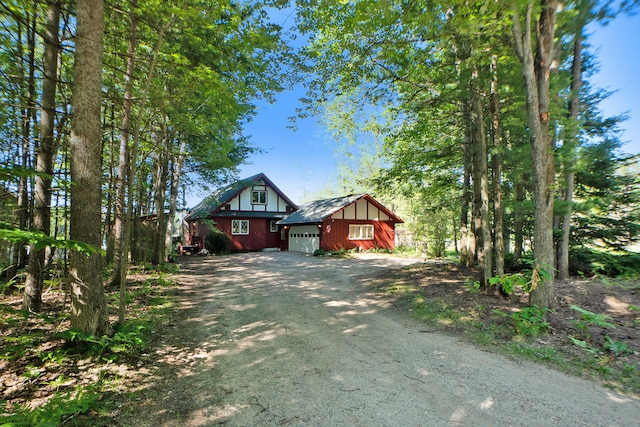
[119,252,640,426]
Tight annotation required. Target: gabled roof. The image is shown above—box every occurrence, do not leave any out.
[277,194,402,225]
[184,173,297,222]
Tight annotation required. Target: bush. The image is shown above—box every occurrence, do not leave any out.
[569,247,640,278]
[204,228,231,255]
[503,251,534,273]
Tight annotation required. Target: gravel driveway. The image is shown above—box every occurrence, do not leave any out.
[122,252,640,426]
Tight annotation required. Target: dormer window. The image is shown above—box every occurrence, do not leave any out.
[252,190,266,205]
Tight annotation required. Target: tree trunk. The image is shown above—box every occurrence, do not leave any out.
[165,137,186,259]
[11,13,36,279]
[24,1,61,312]
[512,1,557,309]
[104,102,116,264]
[490,55,504,278]
[460,101,475,268]
[558,29,583,280]
[514,180,526,263]
[452,214,458,255]
[68,0,111,337]
[111,0,137,292]
[122,12,173,265]
[470,78,492,287]
[152,124,169,265]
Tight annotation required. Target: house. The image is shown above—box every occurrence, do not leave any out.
[185,174,403,254]
[184,173,298,252]
[277,194,403,254]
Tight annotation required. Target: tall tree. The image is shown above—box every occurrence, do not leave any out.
[512,0,558,308]
[68,0,111,336]
[110,0,138,291]
[23,0,61,312]
[557,20,583,280]
[470,69,492,286]
[490,54,505,278]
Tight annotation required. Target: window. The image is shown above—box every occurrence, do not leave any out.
[252,190,267,204]
[349,224,374,240]
[231,220,249,235]
[270,220,278,232]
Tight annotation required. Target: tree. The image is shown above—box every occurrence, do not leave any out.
[512,0,558,308]
[110,0,138,292]
[23,0,61,312]
[68,0,111,336]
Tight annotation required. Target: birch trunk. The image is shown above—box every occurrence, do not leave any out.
[165,137,187,259]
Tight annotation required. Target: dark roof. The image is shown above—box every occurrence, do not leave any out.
[184,173,297,222]
[213,211,288,219]
[277,194,402,225]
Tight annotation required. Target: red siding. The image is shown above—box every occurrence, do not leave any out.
[195,218,283,251]
[320,219,395,252]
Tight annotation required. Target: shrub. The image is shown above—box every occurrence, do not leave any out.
[569,247,640,278]
[204,228,231,255]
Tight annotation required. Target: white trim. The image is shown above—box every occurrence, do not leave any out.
[231,219,249,235]
[349,224,374,240]
[251,190,267,205]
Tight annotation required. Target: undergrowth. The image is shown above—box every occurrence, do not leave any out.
[0,263,178,426]
[380,272,640,395]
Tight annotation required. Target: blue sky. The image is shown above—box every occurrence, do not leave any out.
[189,11,640,207]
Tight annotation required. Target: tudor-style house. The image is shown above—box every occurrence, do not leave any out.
[184,173,403,254]
[277,193,403,253]
[184,173,297,252]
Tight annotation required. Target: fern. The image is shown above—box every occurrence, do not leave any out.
[0,389,98,427]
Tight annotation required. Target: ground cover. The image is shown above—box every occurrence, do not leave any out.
[373,261,640,393]
[0,264,178,425]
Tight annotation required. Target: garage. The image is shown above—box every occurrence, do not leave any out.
[288,225,320,253]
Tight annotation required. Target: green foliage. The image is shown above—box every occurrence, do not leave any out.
[568,336,600,355]
[494,306,551,338]
[0,221,103,255]
[58,322,150,362]
[569,305,616,329]
[572,142,640,252]
[466,280,480,294]
[488,266,553,296]
[204,228,231,255]
[489,273,531,295]
[603,336,633,356]
[157,262,180,274]
[0,389,99,427]
[569,247,640,278]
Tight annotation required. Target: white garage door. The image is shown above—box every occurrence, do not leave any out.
[289,225,320,253]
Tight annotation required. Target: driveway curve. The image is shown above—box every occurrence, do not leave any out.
[123,252,639,426]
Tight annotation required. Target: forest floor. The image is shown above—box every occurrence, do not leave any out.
[1,252,639,425]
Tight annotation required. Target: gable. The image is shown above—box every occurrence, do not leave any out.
[220,178,294,213]
[330,197,392,221]
[185,173,297,222]
[278,194,402,226]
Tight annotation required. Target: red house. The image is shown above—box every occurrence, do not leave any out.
[276,194,403,254]
[184,173,297,252]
